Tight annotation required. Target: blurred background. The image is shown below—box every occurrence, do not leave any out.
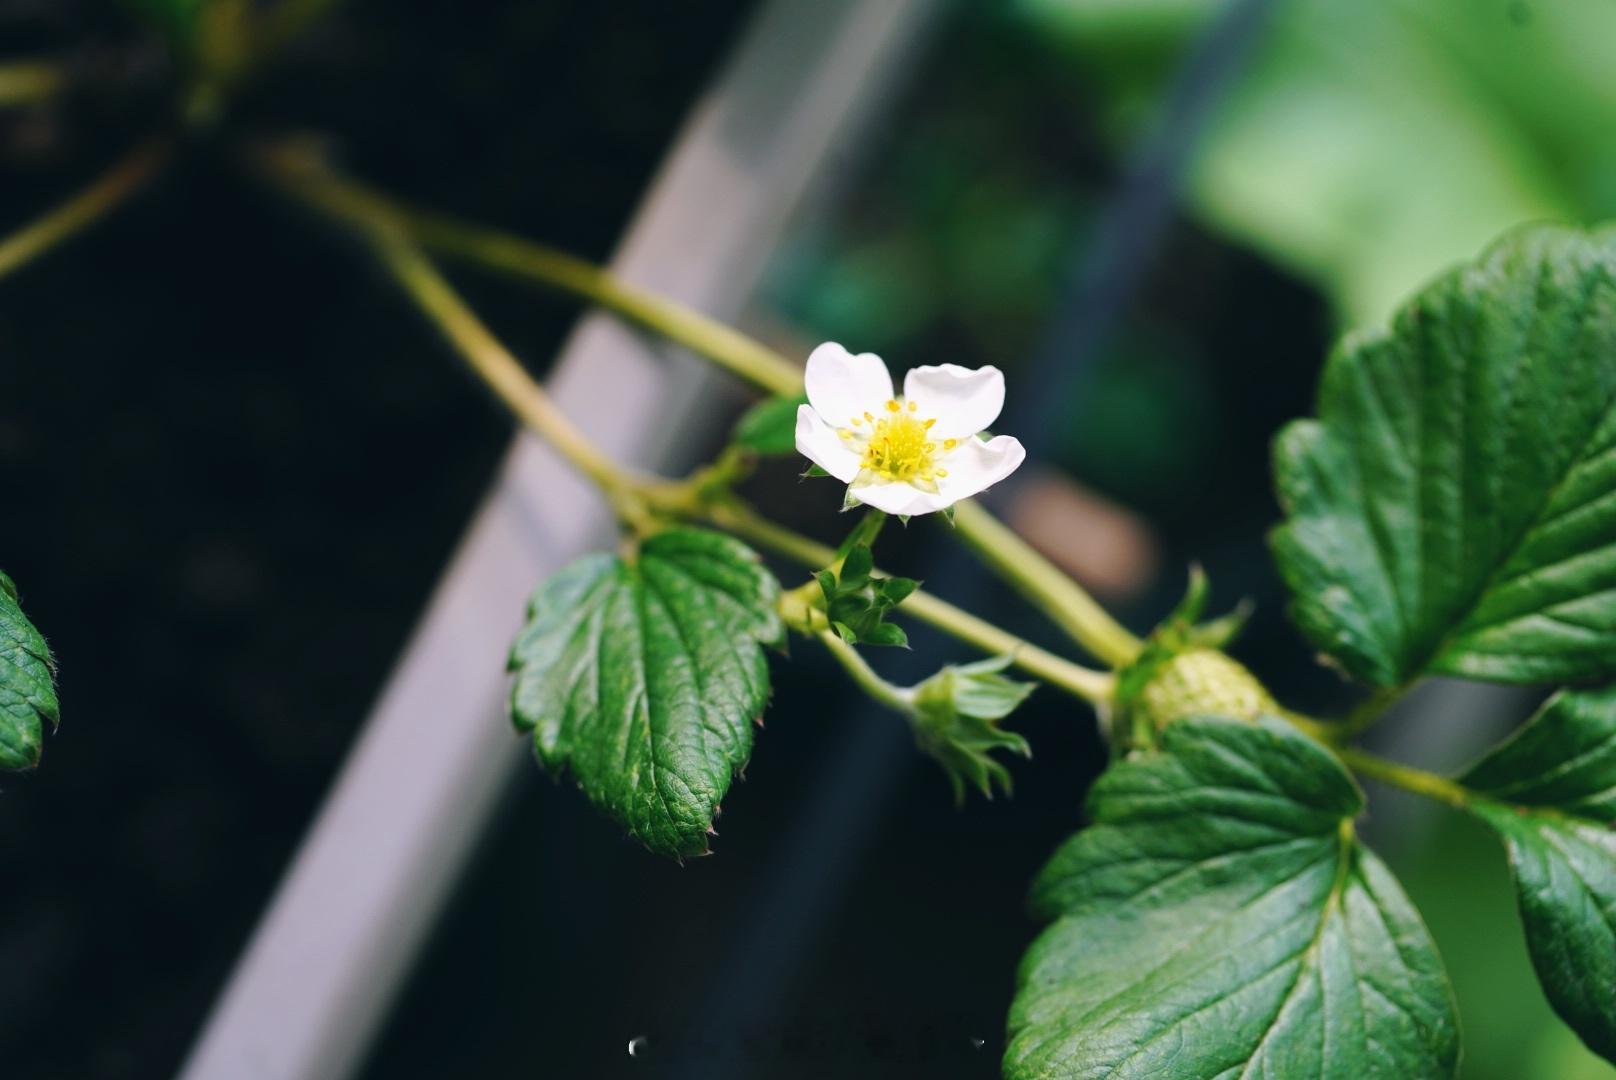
[1,1,1614,1077]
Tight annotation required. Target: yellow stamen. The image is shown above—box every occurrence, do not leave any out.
[906,400,917,412]
[943,438,957,449]
[856,408,943,483]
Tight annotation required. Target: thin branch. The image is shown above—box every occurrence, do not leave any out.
[248,144,1143,668]
[0,61,65,107]
[1334,746,1472,811]
[0,138,172,282]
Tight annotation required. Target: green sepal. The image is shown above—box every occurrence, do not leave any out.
[911,655,1033,802]
[814,541,917,649]
[1111,567,1260,751]
[508,528,783,859]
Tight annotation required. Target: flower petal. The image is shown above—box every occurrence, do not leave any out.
[805,342,894,426]
[903,364,1005,439]
[936,435,1025,503]
[795,405,862,482]
[847,478,955,517]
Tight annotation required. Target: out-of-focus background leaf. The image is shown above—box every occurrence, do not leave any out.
[1017,0,1616,325]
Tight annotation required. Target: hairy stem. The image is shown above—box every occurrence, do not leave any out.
[1334,747,1471,811]
[367,235,630,490]
[261,147,1115,706]
[0,138,171,281]
[949,500,1140,668]
[248,145,1142,668]
[818,631,914,715]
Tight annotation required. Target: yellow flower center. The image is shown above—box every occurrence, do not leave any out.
[842,399,957,486]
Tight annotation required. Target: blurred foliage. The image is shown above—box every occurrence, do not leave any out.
[1019,0,1616,325]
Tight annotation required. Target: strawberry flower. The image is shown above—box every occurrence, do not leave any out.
[794,343,1026,516]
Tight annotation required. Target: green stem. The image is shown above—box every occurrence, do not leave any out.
[259,145,1115,707]
[1331,686,1404,741]
[949,500,1141,668]
[0,137,172,281]
[362,230,655,520]
[708,501,1113,704]
[818,631,915,714]
[0,61,64,106]
[246,146,1141,667]
[1334,747,1472,811]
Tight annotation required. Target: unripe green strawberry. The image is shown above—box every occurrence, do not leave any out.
[1131,648,1276,732]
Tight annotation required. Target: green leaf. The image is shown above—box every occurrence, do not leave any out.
[1272,224,1616,689]
[0,571,57,771]
[731,393,808,455]
[1456,685,1616,1062]
[508,529,783,859]
[1025,1,1616,326]
[1007,717,1458,1079]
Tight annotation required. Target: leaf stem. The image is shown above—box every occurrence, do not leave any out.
[818,631,915,715]
[246,145,1142,668]
[1330,686,1404,741]
[0,61,65,106]
[0,137,172,281]
[1334,746,1471,811]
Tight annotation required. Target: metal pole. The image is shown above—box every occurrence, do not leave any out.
[178,3,937,1077]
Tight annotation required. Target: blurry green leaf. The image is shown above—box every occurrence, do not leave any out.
[911,655,1032,801]
[1007,716,1459,1079]
[731,393,807,456]
[122,0,208,41]
[0,571,56,771]
[1272,225,1616,689]
[1458,685,1616,1063]
[508,529,782,859]
[1027,0,1616,323]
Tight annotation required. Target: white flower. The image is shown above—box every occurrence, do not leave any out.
[794,342,1026,516]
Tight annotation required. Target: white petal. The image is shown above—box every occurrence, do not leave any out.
[846,478,954,517]
[902,364,1006,440]
[936,435,1026,503]
[795,405,862,483]
[805,342,894,426]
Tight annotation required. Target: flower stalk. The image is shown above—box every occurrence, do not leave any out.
[257,150,1115,706]
[0,137,172,281]
[246,142,1143,668]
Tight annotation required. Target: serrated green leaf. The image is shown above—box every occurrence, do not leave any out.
[1007,717,1458,1079]
[1456,685,1616,1063]
[1273,224,1616,688]
[731,393,808,455]
[508,529,783,859]
[0,571,57,771]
